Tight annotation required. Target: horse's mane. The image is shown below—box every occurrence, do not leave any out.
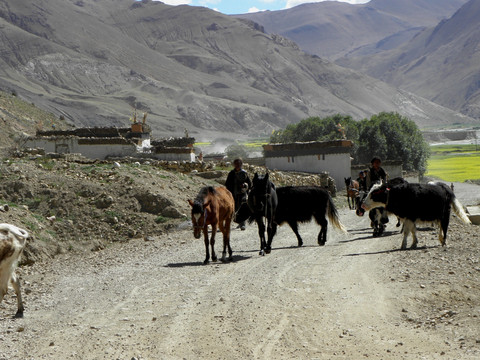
[193,186,216,213]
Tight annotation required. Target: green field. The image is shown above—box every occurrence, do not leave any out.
[426,145,480,182]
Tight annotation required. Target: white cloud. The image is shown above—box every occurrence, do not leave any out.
[198,0,222,5]
[286,0,369,9]
[157,0,192,5]
[248,7,266,13]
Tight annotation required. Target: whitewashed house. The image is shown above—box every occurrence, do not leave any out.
[263,140,353,190]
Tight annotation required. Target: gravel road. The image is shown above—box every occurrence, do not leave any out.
[1,206,479,359]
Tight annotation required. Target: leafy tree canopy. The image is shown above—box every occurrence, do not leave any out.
[269,112,430,174]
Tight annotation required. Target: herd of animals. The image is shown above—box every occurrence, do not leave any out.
[188,173,472,266]
[0,173,472,317]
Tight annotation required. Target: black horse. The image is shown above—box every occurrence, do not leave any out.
[247,173,278,255]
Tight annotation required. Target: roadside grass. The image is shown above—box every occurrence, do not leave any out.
[426,145,480,182]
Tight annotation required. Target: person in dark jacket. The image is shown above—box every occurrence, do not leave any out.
[366,156,387,190]
[225,158,252,230]
[357,171,367,192]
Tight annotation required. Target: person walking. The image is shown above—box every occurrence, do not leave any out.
[225,158,252,230]
[366,156,387,190]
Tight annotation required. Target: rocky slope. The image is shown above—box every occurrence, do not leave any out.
[336,0,480,119]
[238,0,468,60]
[0,0,476,139]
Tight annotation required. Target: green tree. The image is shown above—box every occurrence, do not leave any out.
[270,112,430,175]
[270,114,358,143]
[225,144,248,160]
[356,112,430,174]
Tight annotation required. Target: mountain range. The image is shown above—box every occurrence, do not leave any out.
[238,0,469,61]
[0,0,476,140]
[240,0,479,121]
[336,0,480,120]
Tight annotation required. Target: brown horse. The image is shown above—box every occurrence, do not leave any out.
[344,177,360,210]
[188,186,235,265]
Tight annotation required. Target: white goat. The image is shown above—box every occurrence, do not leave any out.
[0,224,29,317]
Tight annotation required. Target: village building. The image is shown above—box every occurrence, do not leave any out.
[23,121,195,161]
[263,140,353,190]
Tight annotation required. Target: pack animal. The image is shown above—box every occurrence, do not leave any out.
[269,186,347,250]
[356,178,407,236]
[0,224,29,317]
[362,182,471,249]
[188,186,234,264]
[344,177,359,210]
[247,173,278,255]
[356,191,389,236]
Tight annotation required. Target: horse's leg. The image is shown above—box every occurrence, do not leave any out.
[287,220,303,247]
[257,217,266,256]
[203,227,210,265]
[266,220,277,254]
[317,216,328,246]
[218,219,227,262]
[210,222,217,262]
[10,273,24,317]
[347,194,351,210]
[226,216,233,261]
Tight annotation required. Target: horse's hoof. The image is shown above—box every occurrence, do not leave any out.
[203,260,209,265]
[14,311,24,319]
[265,247,271,254]
[228,256,234,262]
[259,250,265,256]
[318,242,326,246]
[410,244,417,250]
[212,256,218,262]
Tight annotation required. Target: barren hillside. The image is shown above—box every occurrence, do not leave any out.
[336,0,480,120]
[0,0,476,139]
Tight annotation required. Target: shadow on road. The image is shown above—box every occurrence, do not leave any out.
[339,230,399,243]
[343,245,438,257]
[165,255,252,268]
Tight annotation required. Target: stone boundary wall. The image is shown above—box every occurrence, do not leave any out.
[17,149,337,195]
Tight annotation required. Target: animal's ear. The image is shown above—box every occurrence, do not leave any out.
[253,172,258,180]
[188,199,194,207]
[265,172,269,180]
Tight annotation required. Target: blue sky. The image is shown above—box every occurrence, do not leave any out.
[157,0,370,15]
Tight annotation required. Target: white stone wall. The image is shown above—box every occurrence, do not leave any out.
[265,153,351,190]
[24,138,137,160]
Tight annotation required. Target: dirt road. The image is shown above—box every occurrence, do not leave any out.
[1,209,479,359]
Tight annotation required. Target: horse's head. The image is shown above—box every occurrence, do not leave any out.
[344,177,352,187]
[188,199,210,239]
[249,172,273,213]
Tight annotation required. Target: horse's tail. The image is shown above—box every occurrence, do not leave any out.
[327,195,347,233]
